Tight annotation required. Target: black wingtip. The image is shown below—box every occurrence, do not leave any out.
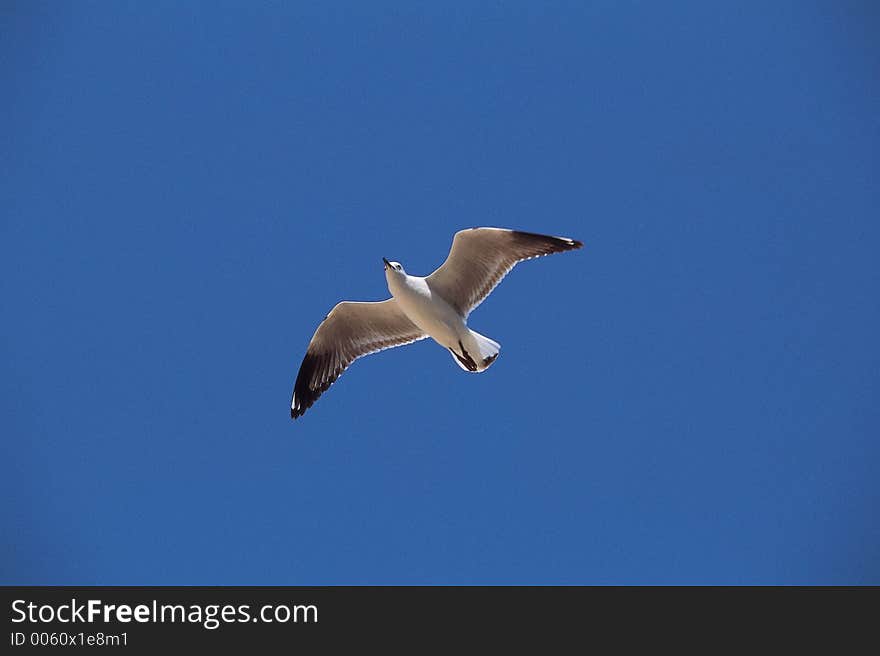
[289,350,345,422]
[510,230,584,253]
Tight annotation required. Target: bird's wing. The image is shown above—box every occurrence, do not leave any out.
[426,228,583,316]
[291,299,427,419]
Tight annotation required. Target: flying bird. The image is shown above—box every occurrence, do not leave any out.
[290,227,583,419]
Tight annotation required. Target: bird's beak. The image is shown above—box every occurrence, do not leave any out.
[383,257,391,270]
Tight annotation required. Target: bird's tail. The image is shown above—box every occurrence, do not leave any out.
[450,329,501,372]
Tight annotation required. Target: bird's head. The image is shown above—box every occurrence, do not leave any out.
[383,258,405,276]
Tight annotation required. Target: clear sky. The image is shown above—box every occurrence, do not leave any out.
[2,2,878,584]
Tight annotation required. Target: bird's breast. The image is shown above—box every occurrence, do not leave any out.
[390,276,464,346]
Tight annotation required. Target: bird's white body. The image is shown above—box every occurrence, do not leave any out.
[386,271,463,348]
[385,267,494,371]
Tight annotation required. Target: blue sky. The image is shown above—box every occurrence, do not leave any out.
[2,2,878,584]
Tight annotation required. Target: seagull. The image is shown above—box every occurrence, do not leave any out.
[290,227,583,419]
